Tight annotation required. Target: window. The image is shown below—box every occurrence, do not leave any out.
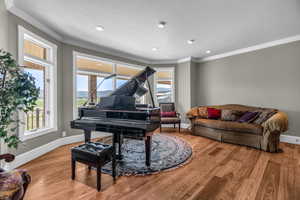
[75,55,114,109]
[76,74,89,107]
[97,76,113,102]
[154,68,175,104]
[73,52,145,118]
[18,26,57,141]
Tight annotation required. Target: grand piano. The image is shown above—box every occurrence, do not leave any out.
[70,66,161,169]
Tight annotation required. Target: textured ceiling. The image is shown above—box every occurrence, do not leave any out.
[14,0,300,62]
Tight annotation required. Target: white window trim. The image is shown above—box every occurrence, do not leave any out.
[72,51,146,119]
[154,67,176,104]
[77,70,112,77]
[18,26,58,141]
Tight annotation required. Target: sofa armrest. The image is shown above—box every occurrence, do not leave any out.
[260,111,288,152]
[186,107,199,120]
[262,111,288,133]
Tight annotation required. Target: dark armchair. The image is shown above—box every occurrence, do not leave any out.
[0,154,31,200]
[159,102,181,132]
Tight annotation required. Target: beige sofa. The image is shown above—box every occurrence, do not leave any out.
[186,104,288,152]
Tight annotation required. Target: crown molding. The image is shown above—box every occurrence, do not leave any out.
[63,37,152,65]
[177,57,192,63]
[5,0,63,41]
[197,34,300,63]
[150,57,200,65]
[149,59,179,65]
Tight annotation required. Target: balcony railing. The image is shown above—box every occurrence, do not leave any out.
[26,108,45,131]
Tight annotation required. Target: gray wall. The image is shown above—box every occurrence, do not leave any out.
[174,60,198,123]
[0,0,8,50]
[176,61,192,123]
[190,60,198,108]
[6,13,64,155]
[197,41,300,136]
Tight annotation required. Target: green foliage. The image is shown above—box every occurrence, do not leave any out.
[0,49,40,149]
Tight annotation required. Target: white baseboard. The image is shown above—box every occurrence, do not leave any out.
[280,134,300,145]
[8,133,106,170]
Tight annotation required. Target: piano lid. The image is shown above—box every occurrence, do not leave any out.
[109,66,156,97]
[96,66,156,109]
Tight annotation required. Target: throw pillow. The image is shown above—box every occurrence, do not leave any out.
[198,107,208,118]
[221,110,244,121]
[238,111,260,123]
[207,108,221,119]
[253,111,277,125]
[161,111,176,117]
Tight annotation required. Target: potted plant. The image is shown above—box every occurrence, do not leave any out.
[0,49,40,149]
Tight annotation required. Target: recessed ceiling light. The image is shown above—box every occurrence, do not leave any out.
[157,21,167,28]
[96,25,104,31]
[206,50,211,54]
[187,39,195,44]
[152,47,158,51]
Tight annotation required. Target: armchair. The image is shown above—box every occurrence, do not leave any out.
[0,154,31,200]
[159,102,181,132]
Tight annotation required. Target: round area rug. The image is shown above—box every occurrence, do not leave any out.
[99,134,192,176]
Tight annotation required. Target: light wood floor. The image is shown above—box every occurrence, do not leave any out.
[20,129,300,200]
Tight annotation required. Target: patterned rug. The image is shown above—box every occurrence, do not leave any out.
[99,134,192,176]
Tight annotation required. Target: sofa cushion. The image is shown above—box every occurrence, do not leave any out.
[208,104,257,112]
[161,117,181,124]
[208,104,277,113]
[194,118,263,135]
[238,111,260,123]
[253,111,277,125]
[207,108,221,119]
[197,107,208,118]
[221,110,244,121]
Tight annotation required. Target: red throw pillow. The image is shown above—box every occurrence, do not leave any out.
[161,111,176,117]
[207,108,221,119]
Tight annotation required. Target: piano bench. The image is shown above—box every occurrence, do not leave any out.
[71,142,116,191]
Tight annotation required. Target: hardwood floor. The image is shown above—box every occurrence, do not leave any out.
[20,129,300,200]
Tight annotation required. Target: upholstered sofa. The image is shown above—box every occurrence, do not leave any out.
[187,104,288,152]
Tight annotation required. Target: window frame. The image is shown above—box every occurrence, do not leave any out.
[73,51,146,119]
[154,67,176,104]
[18,26,58,141]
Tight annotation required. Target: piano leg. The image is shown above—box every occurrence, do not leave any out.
[112,132,123,160]
[112,133,117,181]
[117,133,123,160]
[145,135,152,167]
[84,129,91,143]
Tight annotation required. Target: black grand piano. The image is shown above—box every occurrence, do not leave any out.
[70,66,161,168]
